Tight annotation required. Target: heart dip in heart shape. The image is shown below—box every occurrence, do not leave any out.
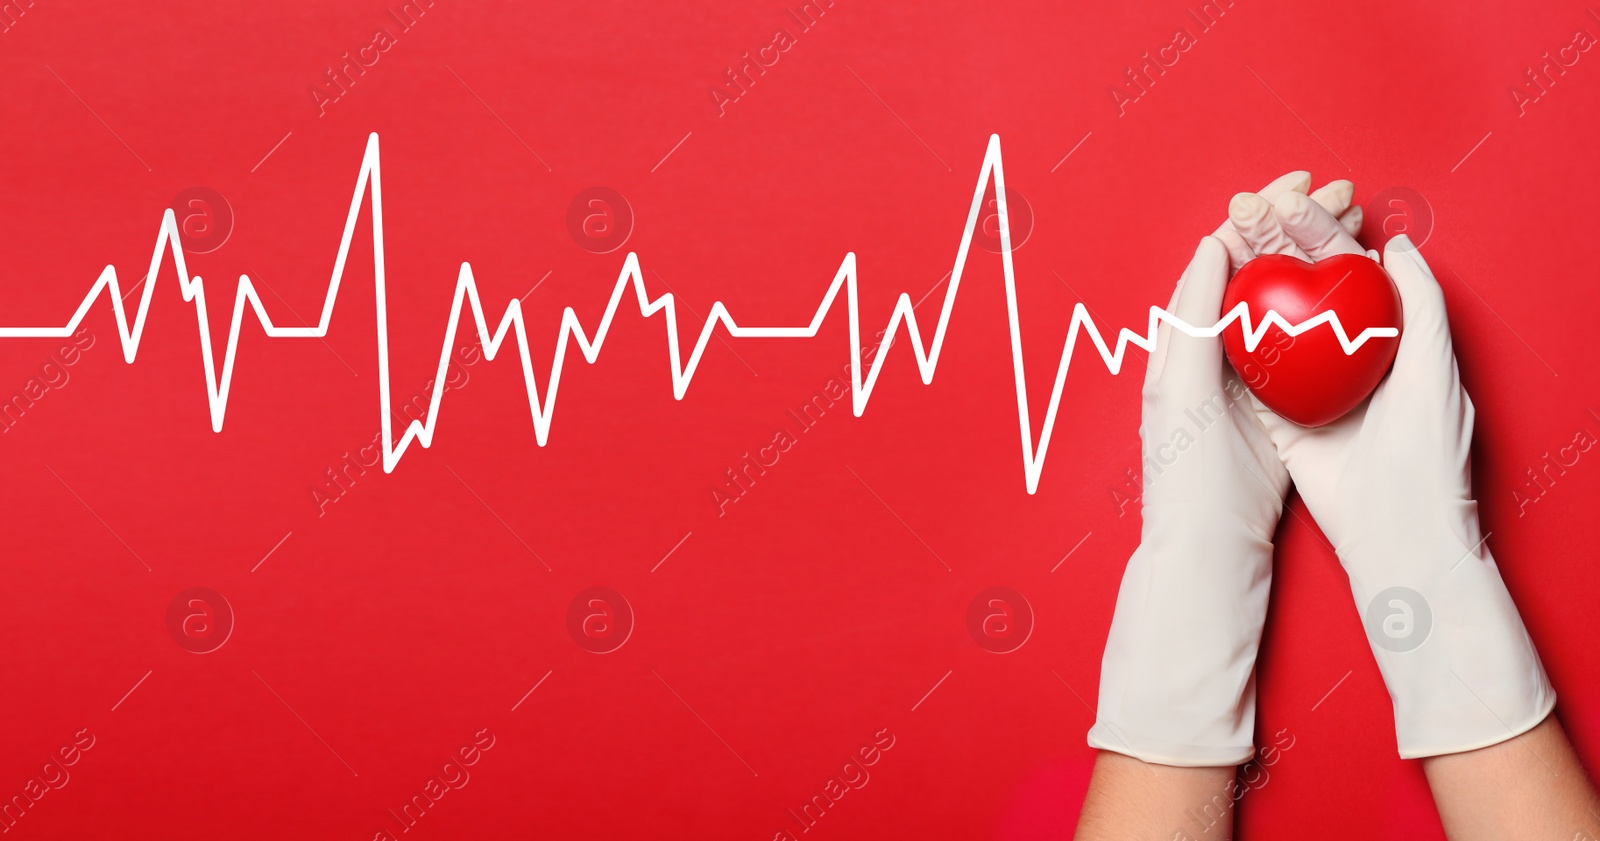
[1221,253,1403,427]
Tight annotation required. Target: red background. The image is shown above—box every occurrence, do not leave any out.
[2,0,1597,838]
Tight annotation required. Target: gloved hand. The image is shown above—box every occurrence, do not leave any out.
[1225,187,1554,758]
[1088,194,1299,764]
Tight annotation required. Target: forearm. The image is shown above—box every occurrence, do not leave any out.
[1423,714,1600,841]
[1075,751,1236,841]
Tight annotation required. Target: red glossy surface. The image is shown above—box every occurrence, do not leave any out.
[1223,253,1403,427]
[1222,254,1401,428]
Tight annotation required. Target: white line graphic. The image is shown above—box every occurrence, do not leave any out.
[0,134,1396,493]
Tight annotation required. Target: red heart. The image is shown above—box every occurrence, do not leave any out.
[1222,253,1403,427]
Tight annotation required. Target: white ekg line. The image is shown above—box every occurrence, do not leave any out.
[1,134,1396,493]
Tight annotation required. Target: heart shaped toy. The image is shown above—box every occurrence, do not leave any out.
[1221,253,1403,427]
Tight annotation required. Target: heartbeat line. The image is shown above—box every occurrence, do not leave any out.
[1,133,1396,493]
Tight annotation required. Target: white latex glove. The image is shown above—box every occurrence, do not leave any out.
[1088,234,1290,766]
[1227,189,1554,759]
[1213,171,1362,272]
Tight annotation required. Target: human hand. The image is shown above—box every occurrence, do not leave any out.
[1224,187,1554,758]
[1088,228,1289,766]
[1212,169,1363,272]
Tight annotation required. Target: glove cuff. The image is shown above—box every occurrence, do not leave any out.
[1087,721,1257,767]
[1346,537,1555,759]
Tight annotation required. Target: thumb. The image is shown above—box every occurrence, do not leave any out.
[1171,236,1232,326]
[1381,235,1456,386]
[1148,236,1230,388]
[1369,236,1475,461]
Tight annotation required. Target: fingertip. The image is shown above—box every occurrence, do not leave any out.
[1170,237,1232,324]
[1382,235,1442,311]
[1230,191,1310,260]
[1257,170,1312,200]
[1310,179,1355,214]
[1196,235,1230,269]
[1229,192,1270,225]
[1338,205,1363,236]
[1385,235,1427,271]
[1386,233,1418,254]
[1185,235,1229,279]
